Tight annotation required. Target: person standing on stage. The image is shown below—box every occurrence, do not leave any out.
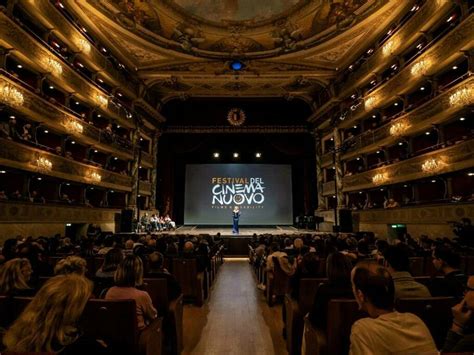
[232,206,241,234]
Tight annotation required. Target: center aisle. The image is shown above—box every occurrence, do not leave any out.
[183,259,288,355]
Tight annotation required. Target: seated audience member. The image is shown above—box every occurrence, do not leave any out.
[96,248,123,279]
[293,238,304,256]
[105,255,158,330]
[56,237,74,254]
[0,258,35,296]
[442,275,474,352]
[349,261,436,354]
[182,241,206,272]
[291,252,320,298]
[0,190,8,200]
[3,274,108,353]
[54,256,87,276]
[147,252,182,301]
[383,245,431,299]
[21,123,32,141]
[29,190,45,204]
[431,245,467,298]
[124,239,134,256]
[308,252,354,328]
[97,235,115,256]
[384,198,400,209]
[265,242,288,272]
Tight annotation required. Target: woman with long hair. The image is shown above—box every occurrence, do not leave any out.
[54,256,87,276]
[105,255,157,330]
[3,274,107,353]
[0,258,34,296]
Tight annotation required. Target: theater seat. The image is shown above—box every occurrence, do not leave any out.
[172,258,205,306]
[266,257,292,306]
[395,296,457,348]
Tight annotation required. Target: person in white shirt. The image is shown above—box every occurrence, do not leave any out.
[349,261,437,355]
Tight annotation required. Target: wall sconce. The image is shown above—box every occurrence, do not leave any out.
[44,57,63,76]
[88,171,102,182]
[449,86,473,107]
[410,59,430,77]
[63,119,83,134]
[372,172,388,185]
[0,83,24,106]
[365,96,378,111]
[36,156,53,172]
[76,38,91,54]
[382,39,398,57]
[389,119,410,136]
[421,158,446,173]
[95,94,108,107]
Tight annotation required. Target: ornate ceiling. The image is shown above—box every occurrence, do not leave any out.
[67,0,411,105]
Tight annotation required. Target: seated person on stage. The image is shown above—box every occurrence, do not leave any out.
[3,274,108,354]
[442,275,474,352]
[349,261,436,355]
[308,252,354,328]
[140,213,150,232]
[146,252,182,301]
[0,258,35,296]
[164,214,176,229]
[431,245,467,298]
[383,244,431,299]
[54,256,87,276]
[106,255,157,330]
[158,216,166,230]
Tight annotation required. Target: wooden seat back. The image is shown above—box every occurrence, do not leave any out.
[172,258,198,296]
[143,278,169,316]
[409,257,425,276]
[272,256,291,297]
[395,296,457,348]
[298,278,328,315]
[464,256,474,275]
[326,299,367,355]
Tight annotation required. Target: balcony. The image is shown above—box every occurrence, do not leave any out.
[0,138,133,191]
[0,12,135,128]
[0,73,136,160]
[309,0,452,125]
[337,138,474,194]
[321,76,474,166]
[322,180,336,196]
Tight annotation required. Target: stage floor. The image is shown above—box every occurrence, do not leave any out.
[171,225,314,237]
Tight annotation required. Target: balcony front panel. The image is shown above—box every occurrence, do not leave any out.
[341,139,474,193]
[0,138,132,191]
[322,181,336,196]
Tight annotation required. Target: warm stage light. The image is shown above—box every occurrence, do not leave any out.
[233,153,239,158]
[255,152,262,158]
[213,152,220,158]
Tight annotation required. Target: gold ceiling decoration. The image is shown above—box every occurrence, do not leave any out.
[421,158,446,173]
[88,171,102,183]
[389,120,410,137]
[227,108,246,127]
[449,86,474,107]
[382,39,398,57]
[95,94,108,107]
[364,96,378,111]
[43,57,63,76]
[36,156,53,172]
[62,119,84,134]
[372,172,388,185]
[76,38,91,53]
[410,59,430,77]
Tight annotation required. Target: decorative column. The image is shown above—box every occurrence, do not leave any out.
[313,129,327,211]
[149,130,161,210]
[128,127,141,214]
[333,127,345,208]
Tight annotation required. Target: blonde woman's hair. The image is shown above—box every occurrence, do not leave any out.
[54,256,87,276]
[114,255,144,287]
[3,274,93,352]
[0,258,32,295]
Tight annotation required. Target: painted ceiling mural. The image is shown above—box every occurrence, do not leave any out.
[171,0,302,24]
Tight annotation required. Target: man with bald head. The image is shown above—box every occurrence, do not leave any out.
[349,261,436,355]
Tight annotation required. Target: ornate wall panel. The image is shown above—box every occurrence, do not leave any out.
[0,138,132,191]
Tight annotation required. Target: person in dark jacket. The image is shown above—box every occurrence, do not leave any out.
[308,252,354,328]
[146,252,182,301]
[431,245,467,298]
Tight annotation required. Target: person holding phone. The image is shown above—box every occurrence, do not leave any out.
[442,276,474,352]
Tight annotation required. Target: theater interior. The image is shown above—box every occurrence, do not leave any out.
[0,0,473,354]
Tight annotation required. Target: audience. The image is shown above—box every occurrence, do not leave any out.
[0,258,35,296]
[147,251,182,301]
[54,256,87,276]
[349,261,437,354]
[383,244,431,299]
[2,274,108,353]
[308,252,354,328]
[96,248,123,279]
[431,245,467,298]
[105,255,157,330]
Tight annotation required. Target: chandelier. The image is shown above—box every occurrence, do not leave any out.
[0,83,24,106]
[95,94,108,107]
[382,39,397,57]
[89,171,102,182]
[36,156,53,172]
[44,58,63,76]
[449,86,473,107]
[76,38,91,53]
[372,173,388,185]
[365,96,377,111]
[389,120,410,136]
[63,119,83,134]
[411,59,430,76]
[421,158,445,173]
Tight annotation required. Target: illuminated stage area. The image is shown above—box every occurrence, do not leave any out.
[172,225,309,237]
